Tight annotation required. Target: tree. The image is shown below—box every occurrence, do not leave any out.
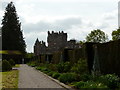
[86,29,108,43]
[112,28,120,40]
[1,2,26,53]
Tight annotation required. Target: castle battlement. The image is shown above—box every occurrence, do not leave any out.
[48,31,67,35]
[34,31,81,55]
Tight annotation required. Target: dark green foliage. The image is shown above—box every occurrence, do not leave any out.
[98,74,120,89]
[73,81,85,89]
[2,2,26,57]
[112,28,120,40]
[71,59,88,75]
[52,72,61,79]
[25,53,34,58]
[27,61,39,67]
[2,60,12,72]
[40,67,48,72]
[9,59,15,67]
[48,64,57,71]
[80,74,93,82]
[57,62,72,73]
[58,73,77,83]
[47,71,55,76]
[74,81,107,88]
[63,62,71,72]
[86,29,108,43]
[36,66,43,70]
[56,62,64,73]
[27,62,36,67]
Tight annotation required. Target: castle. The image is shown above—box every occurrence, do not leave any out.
[34,31,81,56]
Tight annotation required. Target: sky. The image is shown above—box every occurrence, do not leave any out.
[0,0,120,52]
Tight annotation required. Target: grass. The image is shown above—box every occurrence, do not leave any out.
[2,70,19,88]
[13,64,20,68]
[0,64,20,89]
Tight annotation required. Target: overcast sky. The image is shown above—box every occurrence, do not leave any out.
[0,0,119,52]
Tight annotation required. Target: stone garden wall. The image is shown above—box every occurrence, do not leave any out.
[33,39,120,76]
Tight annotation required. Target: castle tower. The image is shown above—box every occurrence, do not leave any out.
[47,31,67,53]
[34,38,40,56]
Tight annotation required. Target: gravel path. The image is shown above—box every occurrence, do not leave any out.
[18,64,66,89]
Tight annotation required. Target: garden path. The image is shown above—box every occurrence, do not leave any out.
[18,64,66,89]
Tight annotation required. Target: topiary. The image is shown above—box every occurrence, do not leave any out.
[9,59,15,67]
[2,60,12,72]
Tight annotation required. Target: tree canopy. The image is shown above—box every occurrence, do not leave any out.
[1,2,26,53]
[86,29,108,43]
[112,28,120,40]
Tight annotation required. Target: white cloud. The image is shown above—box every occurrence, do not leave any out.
[0,0,119,52]
[24,31,47,52]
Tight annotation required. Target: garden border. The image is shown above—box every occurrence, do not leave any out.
[31,66,74,90]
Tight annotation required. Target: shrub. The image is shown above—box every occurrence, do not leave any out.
[48,64,57,71]
[57,62,72,73]
[58,73,77,83]
[74,81,107,89]
[74,81,85,89]
[42,70,50,74]
[36,66,43,70]
[63,62,71,72]
[83,81,107,88]
[9,59,15,67]
[41,67,48,71]
[2,60,12,72]
[47,71,54,76]
[56,62,64,73]
[27,61,36,67]
[80,74,93,81]
[71,59,88,75]
[98,74,120,89]
[52,72,61,79]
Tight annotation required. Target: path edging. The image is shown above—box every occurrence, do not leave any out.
[32,66,74,90]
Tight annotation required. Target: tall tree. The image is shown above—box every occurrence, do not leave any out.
[112,28,120,40]
[86,29,108,43]
[1,2,26,53]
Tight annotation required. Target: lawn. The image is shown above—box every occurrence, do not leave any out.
[0,64,19,89]
[2,70,19,88]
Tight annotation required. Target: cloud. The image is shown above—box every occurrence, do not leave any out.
[24,31,47,52]
[103,10,117,21]
[0,0,118,52]
[54,17,83,30]
[22,17,84,33]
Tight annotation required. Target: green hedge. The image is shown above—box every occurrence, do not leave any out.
[58,73,77,83]
[2,60,12,72]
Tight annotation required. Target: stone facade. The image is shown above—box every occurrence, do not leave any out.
[34,38,47,56]
[34,31,81,56]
